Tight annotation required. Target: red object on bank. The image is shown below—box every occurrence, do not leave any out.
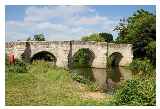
[8,52,15,64]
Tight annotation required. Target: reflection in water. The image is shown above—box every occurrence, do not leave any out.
[107,66,122,82]
[71,67,133,93]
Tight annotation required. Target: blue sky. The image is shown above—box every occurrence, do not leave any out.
[6,5,155,42]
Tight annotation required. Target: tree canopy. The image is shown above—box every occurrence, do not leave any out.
[34,34,45,41]
[114,9,156,65]
[81,32,113,42]
[26,34,46,41]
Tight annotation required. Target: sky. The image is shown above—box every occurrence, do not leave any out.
[5,5,156,42]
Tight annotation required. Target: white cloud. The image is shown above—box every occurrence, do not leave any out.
[6,6,119,42]
[75,15,107,25]
[24,6,92,22]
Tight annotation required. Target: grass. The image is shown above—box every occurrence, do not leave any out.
[5,61,112,106]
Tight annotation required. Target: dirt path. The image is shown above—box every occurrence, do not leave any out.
[75,82,112,100]
[80,91,112,100]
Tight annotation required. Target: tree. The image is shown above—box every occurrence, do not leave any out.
[114,9,155,43]
[99,32,113,42]
[145,41,156,66]
[114,18,128,43]
[81,33,102,42]
[81,32,113,42]
[114,9,156,64]
[26,37,32,41]
[33,34,45,41]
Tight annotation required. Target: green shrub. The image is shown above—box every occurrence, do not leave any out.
[109,58,156,106]
[6,59,28,73]
[111,75,156,106]
[129,58,153,74]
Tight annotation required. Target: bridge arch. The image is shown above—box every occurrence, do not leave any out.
[109,52,123,66]
[71,48,95,67]
[31,51,57,65]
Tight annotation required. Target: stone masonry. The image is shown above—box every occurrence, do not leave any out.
[6,41,133,68]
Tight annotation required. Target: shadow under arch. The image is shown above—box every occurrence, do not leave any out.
[31,51,57,65]
[109,52,123,66]
[71,48,95,68]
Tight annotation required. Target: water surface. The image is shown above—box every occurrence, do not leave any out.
[71,67,133,94]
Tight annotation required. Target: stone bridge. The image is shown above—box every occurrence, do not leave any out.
[6,41,133,68]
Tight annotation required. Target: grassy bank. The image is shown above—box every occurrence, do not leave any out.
[6,61,112,106]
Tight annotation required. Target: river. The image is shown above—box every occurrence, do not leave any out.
[70,67,133,94]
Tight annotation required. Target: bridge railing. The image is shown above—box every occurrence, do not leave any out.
[5,41,132,49]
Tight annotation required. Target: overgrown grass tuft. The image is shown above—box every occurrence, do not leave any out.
[6,59,28,74]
